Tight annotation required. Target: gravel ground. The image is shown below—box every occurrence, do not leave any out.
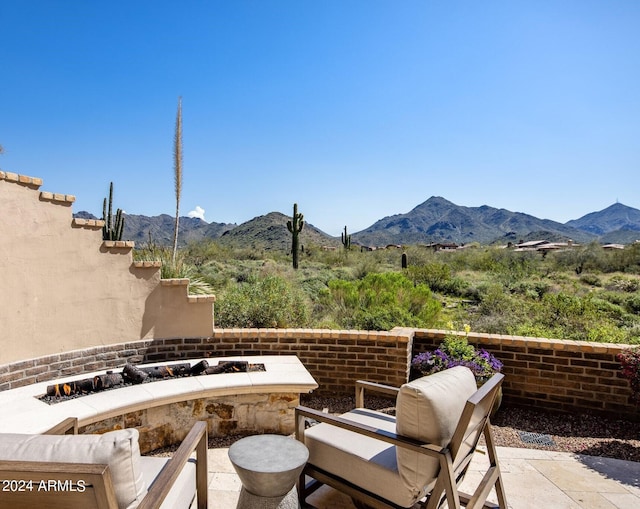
[149,394,640,463]
[299,394,640,463]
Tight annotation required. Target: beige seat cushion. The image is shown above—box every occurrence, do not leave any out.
[140,456,197,509]
[304,408,425,507]
[395,366,477,494]
[0,428,146,509]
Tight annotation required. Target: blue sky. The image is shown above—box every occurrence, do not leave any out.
[1,1,638,236]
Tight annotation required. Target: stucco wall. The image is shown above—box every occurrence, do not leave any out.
[0,171,215,364]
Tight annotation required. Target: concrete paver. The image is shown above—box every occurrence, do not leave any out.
[205,444,640,509]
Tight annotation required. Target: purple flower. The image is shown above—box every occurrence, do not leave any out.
[412,339,502,379]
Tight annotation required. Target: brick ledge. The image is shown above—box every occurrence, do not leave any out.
[72,218,105,229]
[1,171,43,188]
[102,240,135,249]
[133,260,162,268]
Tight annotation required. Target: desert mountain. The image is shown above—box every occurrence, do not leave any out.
[74,198,640,250]
[566,203,640,236]
[351,197,597,246]
[74,211,234,246]
[122,214,232,246]
[214,212,341,252]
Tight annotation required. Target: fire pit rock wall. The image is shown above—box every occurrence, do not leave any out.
[0,355,318,454]
[81,392,299,453]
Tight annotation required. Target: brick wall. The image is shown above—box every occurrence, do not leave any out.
[1,328,638,421]
[205,328,412,394]
[412,329,639,421]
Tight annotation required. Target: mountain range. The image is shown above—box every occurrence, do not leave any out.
[75,198,640,250]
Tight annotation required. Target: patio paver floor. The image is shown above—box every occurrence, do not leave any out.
[205,444,640,509]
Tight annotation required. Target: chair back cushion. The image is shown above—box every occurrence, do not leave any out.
[396,366,477,494]
[0,428,146,509]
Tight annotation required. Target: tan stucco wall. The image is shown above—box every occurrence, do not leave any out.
[0,172,214,364]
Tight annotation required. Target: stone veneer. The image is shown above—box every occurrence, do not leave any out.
[81,392,300,454]
[1,328,638,422]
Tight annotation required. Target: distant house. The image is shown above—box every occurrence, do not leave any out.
[537,240,576,252]
[513,240,550,251]
[421,242,458,251]
[513,240,577,252]
[602,244,625,250]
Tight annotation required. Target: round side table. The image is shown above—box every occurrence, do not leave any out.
[228,434,309,509]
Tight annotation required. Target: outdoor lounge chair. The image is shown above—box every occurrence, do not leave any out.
[295,366,507,509]
[0,417,208,509]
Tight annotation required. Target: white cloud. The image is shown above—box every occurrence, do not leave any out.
[187,206,206,221]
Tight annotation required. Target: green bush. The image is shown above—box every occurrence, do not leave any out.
[509,280,550,299]
[322,272,441,330]
[216,274,309,328]
[580,274,602,287]
[406,263,468,296]
[625,295,640,315]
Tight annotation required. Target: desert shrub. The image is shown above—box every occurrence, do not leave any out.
[183,240,232,265]
[352,257,383,279]
[517,292,634,342]
[470,314,516,335]
[580,274,602,287]
[402,245,437,266]
[322,272,441,330]
[607,275,640,293]
[461,283,487,303]
[452,248,501,272]
[600,291,626,306]
[508,279,550,300]
[477,283,517,316]
[586,323,628,343]
[406,263,468,296]
[511,322,558,339]
[621,323,640,344]
[216,274,309,328]
[625,295,640,315]
[134,244,214,294]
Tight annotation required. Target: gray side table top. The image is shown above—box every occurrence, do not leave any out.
[229,434,309,497]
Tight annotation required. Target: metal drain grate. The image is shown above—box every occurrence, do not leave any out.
[518,431,556,446]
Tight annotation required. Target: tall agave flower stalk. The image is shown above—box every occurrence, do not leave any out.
[172,97,183,267]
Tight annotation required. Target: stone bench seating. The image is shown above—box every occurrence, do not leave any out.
[0,356,318,442]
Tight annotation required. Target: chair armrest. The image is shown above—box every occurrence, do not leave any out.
[44,417,79,435]
[0,460,119,508]
[137,421,208,509]
[355,380,399,408]
[295,405,442,458]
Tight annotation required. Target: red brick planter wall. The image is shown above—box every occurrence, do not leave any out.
[412,330,639,421]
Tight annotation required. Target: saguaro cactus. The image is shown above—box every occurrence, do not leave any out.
[287,203,304,269]
[341,225,351,250]
[102,182,124,241]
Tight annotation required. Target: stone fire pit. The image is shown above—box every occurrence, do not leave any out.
[0,356,318,453]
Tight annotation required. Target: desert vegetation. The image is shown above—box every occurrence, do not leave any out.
[135,240,640,344]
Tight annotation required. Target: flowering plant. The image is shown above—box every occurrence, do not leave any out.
[617,347,640,404]
[411,323,503,381]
